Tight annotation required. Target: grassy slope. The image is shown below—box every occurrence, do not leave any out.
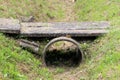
[75,0,120,79]
[0,0,120,80]
[0,0,65,22]
[0,34,53,80]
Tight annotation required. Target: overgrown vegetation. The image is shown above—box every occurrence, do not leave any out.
[0,0,120,80]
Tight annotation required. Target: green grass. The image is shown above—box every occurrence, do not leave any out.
[87,27,120,79]
[0,0,65,22]
[0,34,53,80]
[75,0,120,79]
[0,0,120,80]
[75,0,120,21]
[75,0,120,80]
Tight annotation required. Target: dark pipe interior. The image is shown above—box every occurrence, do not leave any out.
[44,42,82,67]
[45,49,82,67]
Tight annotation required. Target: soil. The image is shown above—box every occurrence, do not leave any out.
[61,0,76,21]
[54,68,88,80]
[0,74,3,80]
[17,63,41,80]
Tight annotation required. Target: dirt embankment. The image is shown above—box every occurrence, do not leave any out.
[61,0,76,21]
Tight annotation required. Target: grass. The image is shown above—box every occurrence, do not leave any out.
[0,34,53,80]
[0,0,120,80]
[75,0,120,21]
[75,0,120,79]
[86,27,120,79]
[0,0,65,22]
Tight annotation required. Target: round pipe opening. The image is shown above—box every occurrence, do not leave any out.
[42,37,83,67]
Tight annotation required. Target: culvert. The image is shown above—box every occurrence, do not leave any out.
[42,37,83,67]
[0,18,109,67]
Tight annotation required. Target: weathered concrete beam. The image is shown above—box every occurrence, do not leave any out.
[21,29,108,37]
[0,18,110,37]
[21,22,109,37]
[0,18,20,33]
[21,21,109,30]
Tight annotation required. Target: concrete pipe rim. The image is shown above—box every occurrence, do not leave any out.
[42,37,83,66]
